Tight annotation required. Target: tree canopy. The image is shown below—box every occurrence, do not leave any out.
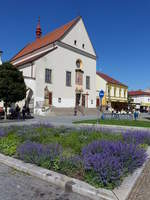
[0,62,26,108]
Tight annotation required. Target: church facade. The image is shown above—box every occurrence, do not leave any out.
[11,16,97,114]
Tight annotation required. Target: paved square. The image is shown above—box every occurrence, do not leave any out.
[0,163,91,200]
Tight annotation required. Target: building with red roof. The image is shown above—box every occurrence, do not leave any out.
[96,71,128,111]
[11,16,97,115]
[128,90,150,112]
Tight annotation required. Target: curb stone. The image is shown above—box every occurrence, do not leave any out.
[0,153,117,200]
[0,148,150,200]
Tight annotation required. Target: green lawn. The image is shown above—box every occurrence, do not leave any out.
[74,119,150,128]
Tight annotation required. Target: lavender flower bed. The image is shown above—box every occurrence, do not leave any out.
[17,141,62,168]
[0,124,150,188]
[82,140,147,188]
[0,129,6,137]
[123,131,150,145]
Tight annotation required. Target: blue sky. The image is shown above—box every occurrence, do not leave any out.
[0,0,150,90]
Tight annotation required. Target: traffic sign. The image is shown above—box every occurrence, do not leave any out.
[99,90,104,99]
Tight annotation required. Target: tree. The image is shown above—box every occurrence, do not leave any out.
[0,62,26,119]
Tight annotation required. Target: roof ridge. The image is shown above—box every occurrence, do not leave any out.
[96,71,127,87]
[11,16,81,62]
[15,47,57,67]
[96,71,120,82]
[39,16,81,41]
[10,43,31,62]
[128,90,150,96]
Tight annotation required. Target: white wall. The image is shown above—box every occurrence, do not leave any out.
[35,45,96,108]
[61,18,96,56]
[19,63,36,78]
[96,75,107,97]
[20,65,31,77]
[132,96,150,104]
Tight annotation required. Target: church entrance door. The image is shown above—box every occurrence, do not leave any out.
[75,93,81,106]
[82,94,85,107]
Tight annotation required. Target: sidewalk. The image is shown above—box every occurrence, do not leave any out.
[1,115,150,134]
[0,162,91,200]
[128,160,150,200]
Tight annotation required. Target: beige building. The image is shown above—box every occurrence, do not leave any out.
[96,72,128,111]
[10,16,97,115]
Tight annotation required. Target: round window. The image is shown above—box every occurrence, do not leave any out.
[76,60,80,68]
[76,59,82,69]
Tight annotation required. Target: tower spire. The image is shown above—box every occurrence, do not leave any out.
[36,17,42,39]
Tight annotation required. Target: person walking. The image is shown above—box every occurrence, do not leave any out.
[15,105,20,120]
[134,110,138,120]
[26,106,30,117]
[22,106,26,120]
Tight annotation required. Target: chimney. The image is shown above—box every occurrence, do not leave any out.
[0,50,3,65]
[36,17,42,39]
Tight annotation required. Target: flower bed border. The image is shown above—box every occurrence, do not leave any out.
[0,147,150,200]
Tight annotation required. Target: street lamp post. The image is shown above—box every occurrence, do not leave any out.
[0,50,3,65]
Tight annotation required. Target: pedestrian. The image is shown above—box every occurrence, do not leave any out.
[134,110,138,120]
[9,107,14,119]
[15,104,20,120]
[26,107,31,117]
[74,106,77,116]
[22,106,26,120]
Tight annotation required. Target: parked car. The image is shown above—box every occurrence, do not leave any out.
[0,107,4,119]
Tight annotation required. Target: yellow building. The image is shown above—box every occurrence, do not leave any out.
[96,72,128,111]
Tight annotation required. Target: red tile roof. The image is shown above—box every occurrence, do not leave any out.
[96,71,127,87]
[128,90,150,96]
[11,16,81,62]
[15,47,57,67]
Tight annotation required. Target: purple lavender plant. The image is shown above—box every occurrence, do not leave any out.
[123,131,150,145]
[82,140,147,187]
[0,129,6,137]
[17,141,62,166]
[60,155,83,168]
[0,127,14,137]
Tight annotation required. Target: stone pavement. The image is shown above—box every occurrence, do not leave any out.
[128,160,150,200]
[0,115,98,127]
[0,112,149,128]
[0,163,91,200]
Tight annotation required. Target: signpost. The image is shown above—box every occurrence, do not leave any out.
[97,90,104,124]
[99,90,104,100]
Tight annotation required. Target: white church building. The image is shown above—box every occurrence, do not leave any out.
[11,16,97,114]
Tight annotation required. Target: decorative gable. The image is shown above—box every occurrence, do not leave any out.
[61,18,96,56]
